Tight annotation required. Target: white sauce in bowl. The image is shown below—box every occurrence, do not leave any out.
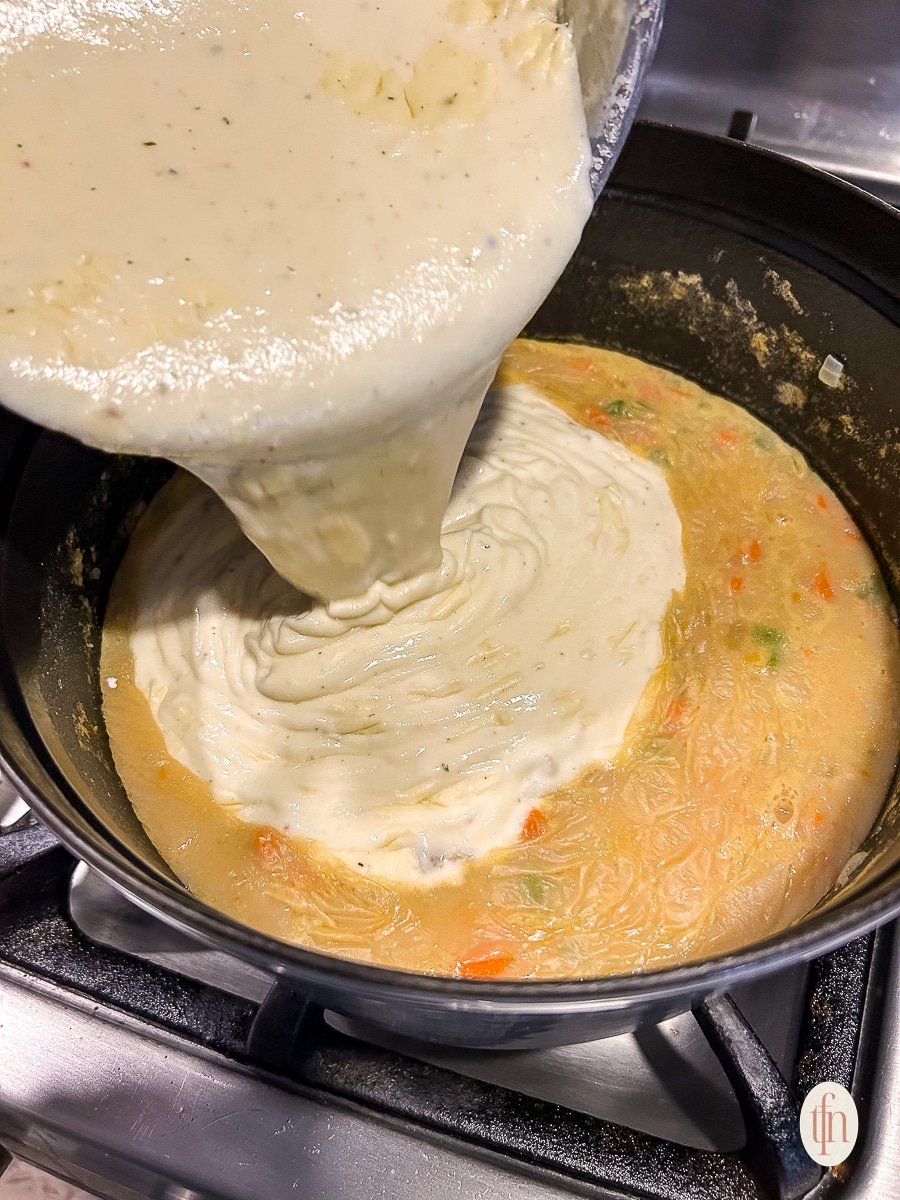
[128,385,685,884]
[0,0,593,598]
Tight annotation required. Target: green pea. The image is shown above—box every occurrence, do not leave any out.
[752,624,787,649]
[648,447,672,469]
[520,873,546,905]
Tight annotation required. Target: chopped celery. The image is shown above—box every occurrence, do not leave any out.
[751,625,787,672]
[856,572,889,607]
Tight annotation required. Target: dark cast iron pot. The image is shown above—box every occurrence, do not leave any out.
[0,123,897,1050]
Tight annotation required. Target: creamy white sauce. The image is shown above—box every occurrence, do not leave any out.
[2,0,681,880]
[0,0,593,598]
[129,384,685,884]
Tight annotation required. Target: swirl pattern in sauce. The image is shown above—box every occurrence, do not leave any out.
[102,342,900,978]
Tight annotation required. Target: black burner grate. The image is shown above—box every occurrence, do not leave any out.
[0,813,888,1200]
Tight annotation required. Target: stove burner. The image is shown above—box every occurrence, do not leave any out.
[0,810,891,1200]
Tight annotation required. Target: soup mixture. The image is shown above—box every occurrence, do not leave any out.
[102,341,900,978]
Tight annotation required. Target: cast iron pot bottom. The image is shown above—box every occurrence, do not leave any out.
[0,125,898,1048]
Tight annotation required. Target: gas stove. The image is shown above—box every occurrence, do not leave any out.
[1,2,899,1198]
[1,789,899,1200]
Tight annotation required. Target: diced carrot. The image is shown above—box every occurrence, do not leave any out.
[663,695,691,731]
[736,540,763,565]
[520,807,548,841]
[815,493,828,509]
[456,950,516,979]
[715,429,739,448]
[813,810,826,826]
[254,827,319,886]
[254,828,285,868]
[801,646,816,658]
[583,407,613,429]
[813,564,835,600]
[730,575,744,593]
[570,355,594,373]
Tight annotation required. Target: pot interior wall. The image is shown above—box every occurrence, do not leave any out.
[0,439,177,880]
[0,124,898,931]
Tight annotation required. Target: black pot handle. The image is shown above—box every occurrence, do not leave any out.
[694,992,821,1200]
[0,777,60,881]
[0,792,63,1180]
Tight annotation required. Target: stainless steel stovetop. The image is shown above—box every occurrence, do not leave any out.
[640,0,900,204]
[1,1,899,1198]
[0,855,896,1200]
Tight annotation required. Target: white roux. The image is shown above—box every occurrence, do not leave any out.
[0,0,593,598]
[130,385,685,884]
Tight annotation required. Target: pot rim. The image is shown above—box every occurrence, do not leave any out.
[1,118,898,1011]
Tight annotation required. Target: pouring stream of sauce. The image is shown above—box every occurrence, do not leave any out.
[123,382,684,883]
[0,0,593,600]
[4,0,691,880]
